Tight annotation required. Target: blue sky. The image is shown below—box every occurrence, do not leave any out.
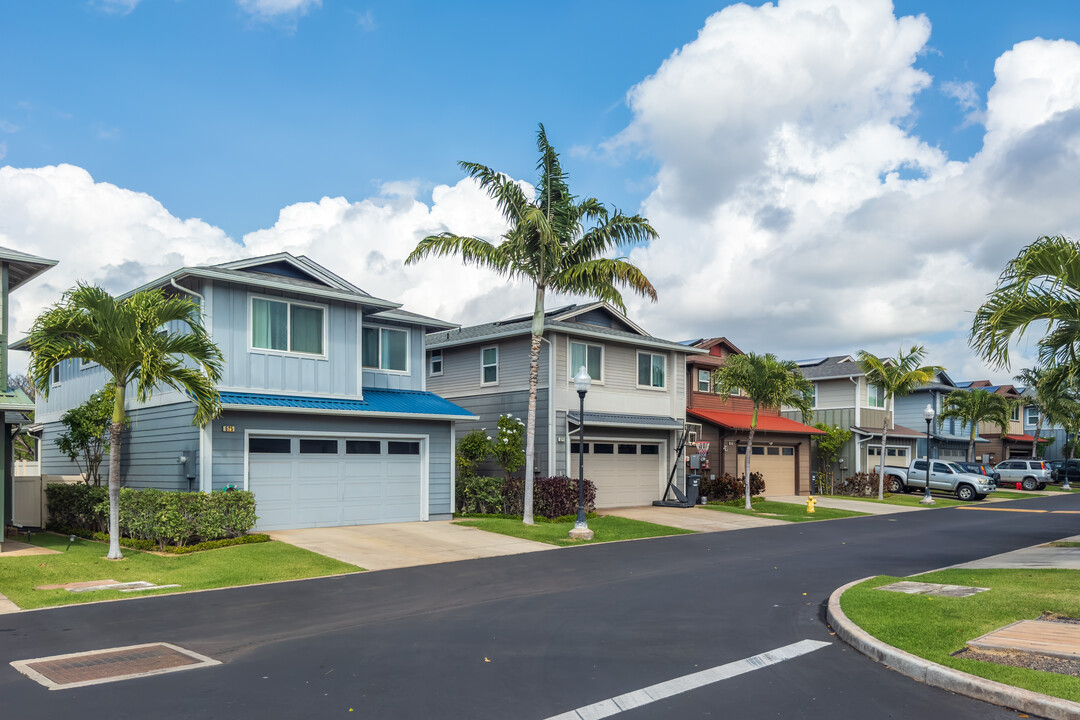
[3,0,1080,380]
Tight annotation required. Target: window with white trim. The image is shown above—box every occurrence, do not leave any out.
[362,326,409,372]
[429,349,443,376]
[808,382,817,407]
[570,341,603,383]
[1011,404,1020,421]
[481,346,498,385]
[51,364,61,385]
[637,352,666,389]
[697,369,711,393]
[867,383,885,408]
[1026,406,1039,425]
[251,297,325,355]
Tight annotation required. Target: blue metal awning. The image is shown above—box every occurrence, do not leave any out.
[219,388,476,420]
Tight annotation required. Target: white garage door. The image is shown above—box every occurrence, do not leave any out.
[572,441,664,508]
[741,446,796,496]
[248,436,423,531]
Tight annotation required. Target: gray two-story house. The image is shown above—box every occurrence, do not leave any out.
[30,252,474,531]
[426,303,699,508]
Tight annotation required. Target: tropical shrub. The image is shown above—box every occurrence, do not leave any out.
[503,476,596,519]
[832,471,878,497]
[490,414,526,480]
[456,474,505,514]
[456,429,491,476]
[45,483,108,532]
[699,472,765,502]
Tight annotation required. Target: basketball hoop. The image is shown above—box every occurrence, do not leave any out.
[696,441,710,460]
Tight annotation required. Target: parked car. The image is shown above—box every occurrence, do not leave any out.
[878,460,997,500]
[1050,459,1080,484]
[993,459,1051,490]
[872,464,910,495]
[957,462,1000,483]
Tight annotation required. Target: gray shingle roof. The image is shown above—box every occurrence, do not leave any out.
[795,356,862,380]
[368,308,457,330]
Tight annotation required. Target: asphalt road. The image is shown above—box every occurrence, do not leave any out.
[3,493,1078,719]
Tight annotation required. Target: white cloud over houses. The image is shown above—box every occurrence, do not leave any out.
[236,0,321,20]
[3,0,1080,385]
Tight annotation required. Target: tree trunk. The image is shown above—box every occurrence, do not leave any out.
[968,423,976,463]
[1032,411,1044,458]
[522,287,546,525]
[745,405,758,510]
[877,423,889,500]
[107,384,126,560]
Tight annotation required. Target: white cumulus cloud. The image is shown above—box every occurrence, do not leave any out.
[237,0,321,20]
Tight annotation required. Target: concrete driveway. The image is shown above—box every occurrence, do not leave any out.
[603,504,786,531]
[267,520,552,571]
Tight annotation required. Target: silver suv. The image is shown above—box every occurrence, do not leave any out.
[993,459,1050,490]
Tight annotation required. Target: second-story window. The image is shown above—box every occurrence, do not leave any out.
[252,297,325,355]
[867,383,885,408]
[51,364,61,385]
[1011,404,1020,421]
[481,346,499,385]
[362,327,409,372]
[637,352,666,389]
[429,349,443,376]
[697,369,711,392]
[570,341,603,383]
[1026,406,1039,425]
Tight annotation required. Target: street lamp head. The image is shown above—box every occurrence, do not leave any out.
[923,403,935,422]
[574,365,592,395]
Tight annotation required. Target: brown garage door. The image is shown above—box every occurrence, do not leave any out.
[740,445,795,496]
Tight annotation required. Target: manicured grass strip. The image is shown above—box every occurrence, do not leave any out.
[823,493,970,508]
[453,515,694,546]
[841,569,1080,702]
[1043,485,1080,493]
[0,533,361,610]
[700,500,868,522]
[1048,541,1080,548]
[989,490,1042,500]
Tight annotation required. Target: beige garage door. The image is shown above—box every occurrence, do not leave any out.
[572,440,664,508]
[742,446,795,496]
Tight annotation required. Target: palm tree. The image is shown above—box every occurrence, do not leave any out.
[938,389,1013,462]
[712,353,813,509]
[28,284,223,559]
[971,236,1080,390]
[1014,367,1047,458]
[857,347,944,500]
[406,125,658,524]
[1041,386,1080,485]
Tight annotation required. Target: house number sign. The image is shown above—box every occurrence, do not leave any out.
[221,425,236,433]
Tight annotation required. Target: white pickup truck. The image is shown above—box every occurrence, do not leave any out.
[874,460,997,501]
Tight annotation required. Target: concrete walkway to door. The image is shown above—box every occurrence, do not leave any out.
[267,520,553,571]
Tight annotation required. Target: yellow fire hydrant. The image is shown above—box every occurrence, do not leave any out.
[806,495,817,514]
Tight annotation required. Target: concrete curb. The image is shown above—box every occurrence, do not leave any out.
[827,577,1080,720]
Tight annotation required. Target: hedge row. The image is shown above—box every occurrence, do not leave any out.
[457,475,596,518]
[45,484,258,549]
[80,531,271,554]
[699,472,766,502]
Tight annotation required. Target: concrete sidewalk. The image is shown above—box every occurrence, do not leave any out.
[946,533,1080,570]
[766,495,922,515]
[267,520,553,571]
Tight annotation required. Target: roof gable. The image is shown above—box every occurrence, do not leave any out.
[550,302,646,335]
[210,252,370,295]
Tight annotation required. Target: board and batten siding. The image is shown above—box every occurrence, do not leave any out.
[442,389,551,477]
[428,335,546,398]
[211,411,454,518]
[41,402,199,491]
[814,378,856,410]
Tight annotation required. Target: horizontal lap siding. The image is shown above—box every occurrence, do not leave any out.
[40,402,198,491]
[428,335,544,398]
[212,411,453,517]
[434,390,550,477]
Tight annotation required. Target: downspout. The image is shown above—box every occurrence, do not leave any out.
[170,278,213,493]
[540,335,555,477]
[850,376,861,471]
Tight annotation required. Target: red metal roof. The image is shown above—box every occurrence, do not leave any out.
[1003,434,1050,443]
[687,408,825,435]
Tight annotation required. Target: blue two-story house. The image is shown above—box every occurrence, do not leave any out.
[893,371,990,462]
[29,252,474,531]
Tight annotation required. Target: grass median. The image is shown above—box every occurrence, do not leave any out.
[841,569,1080,701]
[0,533,361,610]
[700,500,868,522]
[453,515,695,546]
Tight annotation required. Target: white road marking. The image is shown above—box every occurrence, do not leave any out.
[544,638,830,720]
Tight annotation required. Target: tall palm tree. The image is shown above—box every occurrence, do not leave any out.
[712,353,813,509]
[971,236,1080,390]
[28,284,223,559]
[1014,367,1047,458]
[406,125,658,524]
[938,388,1013,462]
[857,347,944,500]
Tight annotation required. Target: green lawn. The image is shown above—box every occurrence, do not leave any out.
[989,490,1042,500]
[1043,484,1080,493]
[0,533,361,610]
[824,493,970,508]
[700,500,868,522]
[453,515,694,546]
[842,569,1080,701]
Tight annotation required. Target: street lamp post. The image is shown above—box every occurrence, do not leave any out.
[569,366,594,541]
[921,404,936,506]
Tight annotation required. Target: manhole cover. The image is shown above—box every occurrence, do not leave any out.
[11,642,219,690]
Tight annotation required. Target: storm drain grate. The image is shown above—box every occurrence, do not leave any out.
[11,642,220,690]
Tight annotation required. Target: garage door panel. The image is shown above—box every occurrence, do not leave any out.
[249,435,423,531]
[579,439,664,508]
[746,447,795,496]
